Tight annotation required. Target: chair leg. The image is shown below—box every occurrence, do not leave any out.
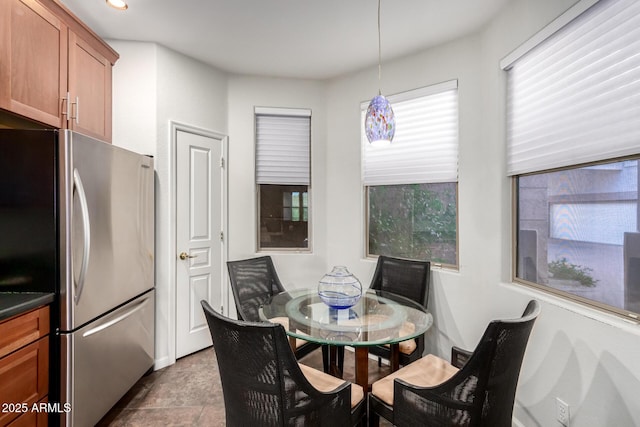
[377,356,382,367]
[338,345,345,373]
[368,412,380,427]
[322,345,329,373]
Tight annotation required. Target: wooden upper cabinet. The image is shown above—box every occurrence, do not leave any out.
[0,0,118,142]
[0,0,68,128]
[68,31,113,142]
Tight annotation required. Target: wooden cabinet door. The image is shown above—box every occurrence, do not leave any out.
[0,0,67,127]
[0,337,49,427]
[6,402,49,427]
[68,30,113,142]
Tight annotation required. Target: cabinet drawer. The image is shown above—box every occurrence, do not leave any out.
[0,306,49,359]
[0,337,49,426]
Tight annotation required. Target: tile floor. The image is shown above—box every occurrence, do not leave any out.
[97,346,393,426]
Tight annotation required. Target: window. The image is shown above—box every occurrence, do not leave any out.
[517,160,639,315]
[283,191,308,222]
[504,0,640,319]
[362,81,459,266]
[255,108,311,250]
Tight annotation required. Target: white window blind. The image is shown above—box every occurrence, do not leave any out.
[255,108,311,185]
[362,80,459,186]
[505,0,640,176]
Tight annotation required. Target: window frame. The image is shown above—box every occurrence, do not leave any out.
[511,157,640,321]
[361,81,460,268]
[254,107,312,253]
[504,0,640,321]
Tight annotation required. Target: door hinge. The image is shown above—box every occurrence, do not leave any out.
[220,157,225,168]
[220,231,224,242]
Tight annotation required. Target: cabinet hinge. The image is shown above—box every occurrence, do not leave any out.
[220,157,225,168]
[220,231,224,242]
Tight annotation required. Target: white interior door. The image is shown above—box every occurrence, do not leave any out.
[176,128,226,358]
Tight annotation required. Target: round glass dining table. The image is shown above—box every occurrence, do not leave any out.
[259,289,433,391]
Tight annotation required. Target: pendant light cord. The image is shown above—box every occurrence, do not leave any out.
[377,0,382,96]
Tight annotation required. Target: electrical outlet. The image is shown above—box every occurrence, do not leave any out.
[556,397,570,426]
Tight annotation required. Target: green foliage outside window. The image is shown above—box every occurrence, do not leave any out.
[368,183,457,265]
[548,257,598,287]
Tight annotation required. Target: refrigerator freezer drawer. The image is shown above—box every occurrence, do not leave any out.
[60,290,154,427]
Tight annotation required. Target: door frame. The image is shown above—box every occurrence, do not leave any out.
[168,120,228,365]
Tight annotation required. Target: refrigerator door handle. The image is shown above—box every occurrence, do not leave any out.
[82,296,150,338]
[73,168,91,305]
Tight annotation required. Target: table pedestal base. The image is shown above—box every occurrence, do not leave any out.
[353,344,401,391]
[355,347,369,390]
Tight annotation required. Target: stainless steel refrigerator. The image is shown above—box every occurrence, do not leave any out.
[0,129,155,427]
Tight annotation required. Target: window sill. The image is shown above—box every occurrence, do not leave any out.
[504,281,640,331]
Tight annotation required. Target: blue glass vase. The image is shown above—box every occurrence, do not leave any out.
[318,266,363,309]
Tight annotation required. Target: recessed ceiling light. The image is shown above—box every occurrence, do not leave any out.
[106,0,128,10]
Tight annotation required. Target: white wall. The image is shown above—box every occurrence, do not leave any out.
[109,40,228,369]
[110,41,157,156]
[325,34,489,323]
[321,0,640,425]
[109,0,640,424]
[482,1,640,425]
[227,76,329,297]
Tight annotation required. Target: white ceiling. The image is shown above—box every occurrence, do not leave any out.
[60,0,512,80]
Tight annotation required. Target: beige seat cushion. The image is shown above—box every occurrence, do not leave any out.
[385,338,417,355]
[383,321,417,354]
[270,316,310,349]
[341,316,418,354]
[371,354,459,406]
[299,364,365,408]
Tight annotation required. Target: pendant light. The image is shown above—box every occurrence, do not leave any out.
[365,0,395,146]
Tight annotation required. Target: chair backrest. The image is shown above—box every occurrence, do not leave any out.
[394,300,541,427]
[201,300,352,426]
[369,256,430,308]
[227,256,286,321]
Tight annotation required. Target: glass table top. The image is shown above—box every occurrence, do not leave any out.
[259,289,433,346]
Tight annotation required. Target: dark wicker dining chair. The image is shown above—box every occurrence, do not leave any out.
[227,256,286,322]
[227,256,320,359]
[227,256,343,372]
[201,300,366,427]
[368,255,431,367]
[368,299,541,427]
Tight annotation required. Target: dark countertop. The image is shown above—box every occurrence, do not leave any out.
[0,292,55,322]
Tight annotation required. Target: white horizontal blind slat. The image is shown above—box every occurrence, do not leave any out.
[256,114,310,185]
[362,83,459,186]
[507,0,640,175]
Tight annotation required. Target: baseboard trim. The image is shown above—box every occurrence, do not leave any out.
[154,356,172,371]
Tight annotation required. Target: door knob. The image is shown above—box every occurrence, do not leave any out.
[179,252,197,260]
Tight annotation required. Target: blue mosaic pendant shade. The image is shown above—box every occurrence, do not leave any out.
[365,94,395,146]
